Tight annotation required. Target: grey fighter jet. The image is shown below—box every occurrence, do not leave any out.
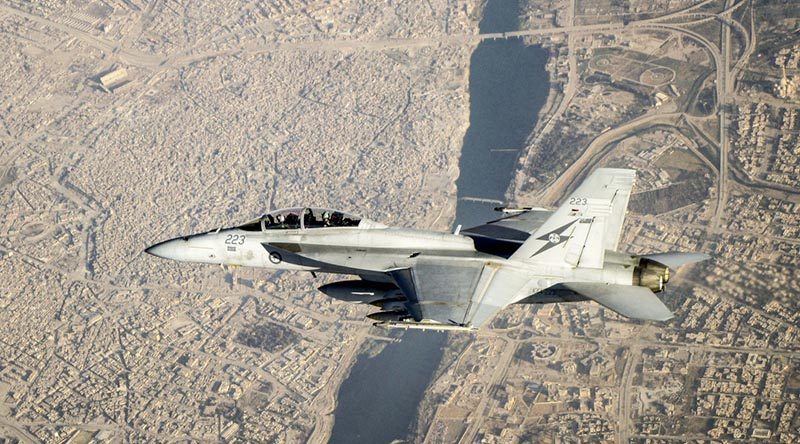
[146,169,709,331]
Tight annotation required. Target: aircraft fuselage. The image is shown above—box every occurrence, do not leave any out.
[146,171,709,328]
[146,224,638,304]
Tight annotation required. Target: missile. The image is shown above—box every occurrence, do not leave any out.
[376,300,406,312]
[366,311,407,322]
[494,206,532,214]
[317,280,403,304]
[494,206,551,214]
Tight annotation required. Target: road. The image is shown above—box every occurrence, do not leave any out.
[617,325,652,444]
[0,3,626,73]
[713,0,734,230]
[511,0,580,199]
[524,1,749,222]
[457,338,517,444]
[536,112,684,205]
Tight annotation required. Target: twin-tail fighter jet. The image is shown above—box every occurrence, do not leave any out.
[146,168,710,331]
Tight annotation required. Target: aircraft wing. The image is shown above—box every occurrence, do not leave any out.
[461,209,553,243]
[387,259,531,329]
[461,209,553,257]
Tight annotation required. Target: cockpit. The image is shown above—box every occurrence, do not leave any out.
[237,207,381,231]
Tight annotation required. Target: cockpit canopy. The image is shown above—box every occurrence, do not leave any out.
[237,207,381,232]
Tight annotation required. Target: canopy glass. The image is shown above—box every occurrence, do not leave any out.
[237,207,363,231]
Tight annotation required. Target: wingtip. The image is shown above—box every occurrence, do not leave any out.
[654,311,675,322]
[593,167,637,177]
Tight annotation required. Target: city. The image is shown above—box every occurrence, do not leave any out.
[0,0,798,442]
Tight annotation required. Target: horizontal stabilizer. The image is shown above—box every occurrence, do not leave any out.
[639,252,711,268]
[561,282,674,321]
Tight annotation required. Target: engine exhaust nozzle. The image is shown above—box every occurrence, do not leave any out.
[633,258,670,293]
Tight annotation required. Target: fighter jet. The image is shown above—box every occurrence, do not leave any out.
[146,168,709,331]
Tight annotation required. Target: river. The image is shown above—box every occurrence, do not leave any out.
[328,2,549,443]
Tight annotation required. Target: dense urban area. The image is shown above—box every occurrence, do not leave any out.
[0,0,798,443]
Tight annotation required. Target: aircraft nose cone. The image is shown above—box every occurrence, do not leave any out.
[145,238,184,260]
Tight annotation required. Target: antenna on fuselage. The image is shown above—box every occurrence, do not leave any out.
[453,224,462,236]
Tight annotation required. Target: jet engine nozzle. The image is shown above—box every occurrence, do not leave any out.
[633,258,670,293]
[318,280,403,304]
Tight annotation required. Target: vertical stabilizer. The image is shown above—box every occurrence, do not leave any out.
[510,168,635,268]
